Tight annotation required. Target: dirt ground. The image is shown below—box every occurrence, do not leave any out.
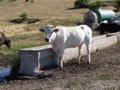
[0,43,119,90]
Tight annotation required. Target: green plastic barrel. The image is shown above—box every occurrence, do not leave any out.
[94,9,116,23]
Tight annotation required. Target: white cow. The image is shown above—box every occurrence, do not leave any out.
[40,24,92,68]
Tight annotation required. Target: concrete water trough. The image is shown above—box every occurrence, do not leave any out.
[19,32,120,75]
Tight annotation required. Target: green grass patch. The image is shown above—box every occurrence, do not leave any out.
[10,32,47,53]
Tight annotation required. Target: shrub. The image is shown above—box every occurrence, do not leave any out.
[74,0,89,8]
[115,0,120,6]
[114,0,120,12]
[10,12,28,23]
[19,12,28,21]
[88,1,102,10]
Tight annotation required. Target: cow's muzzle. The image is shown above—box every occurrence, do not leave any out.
[45,38,49,42]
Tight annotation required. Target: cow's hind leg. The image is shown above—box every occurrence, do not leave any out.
[78,45,82,64]
[85,43,91,64]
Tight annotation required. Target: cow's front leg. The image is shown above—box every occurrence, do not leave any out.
[58,56,63,68]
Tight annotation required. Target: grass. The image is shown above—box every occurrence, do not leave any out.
[41,18,80,26]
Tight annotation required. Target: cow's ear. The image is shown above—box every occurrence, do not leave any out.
[53,28,59,32]
[39,28,45,32]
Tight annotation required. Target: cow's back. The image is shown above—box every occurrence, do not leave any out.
[62,25,90,47]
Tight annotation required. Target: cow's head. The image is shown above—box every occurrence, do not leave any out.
[0,32,11,48]
[39,25,59,43]
[3,38,11,48]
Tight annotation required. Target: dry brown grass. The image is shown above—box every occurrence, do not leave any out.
[0,23,39,37]
[0,0,87,20]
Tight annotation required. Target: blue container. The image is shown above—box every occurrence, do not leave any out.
[0,68,11,82]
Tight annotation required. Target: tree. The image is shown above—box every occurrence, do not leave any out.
[88,1,102,10]
[74,0,89,8]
